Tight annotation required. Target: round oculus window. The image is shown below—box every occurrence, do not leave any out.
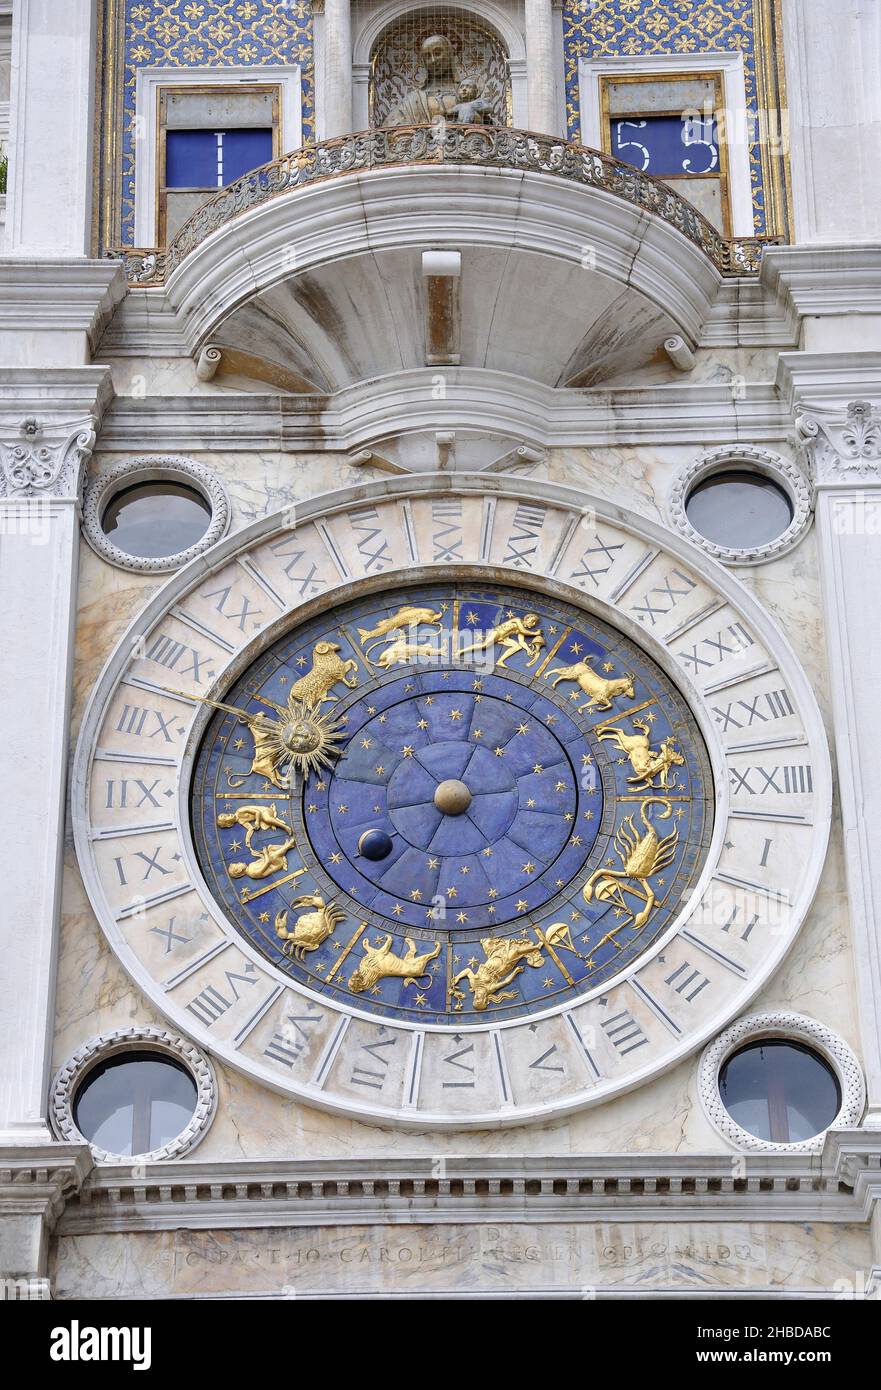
[102,481,212,560]
[72,1051,199,1157]
[718,1039,841,1145]
[685,471,794,551]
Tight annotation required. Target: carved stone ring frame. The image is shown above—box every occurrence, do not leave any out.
[669,446,813,566]
[698,1012,865,1154]
[82,455,231,573]
[50,1026,217,1163]
[73,475,831,1129]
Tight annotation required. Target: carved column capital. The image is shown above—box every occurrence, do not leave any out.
[0,414,97,501]
[796,399,881,486]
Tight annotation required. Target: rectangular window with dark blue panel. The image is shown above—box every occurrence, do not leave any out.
[165,128,274,189]
[610,115,720,178]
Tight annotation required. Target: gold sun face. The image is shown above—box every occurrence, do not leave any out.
[276,703,346,780]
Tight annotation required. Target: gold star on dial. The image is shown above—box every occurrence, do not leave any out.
[456,912,468,923]
[522,862,536,875]
[392,904,404,915]
[360,738,372,749]
[516,723,529,735]
[259,912,269,923]
[233,738,245,750]
[446,887,458,899]
[533,763,543,774]
[450,709,462,721]
[328,852,342,865]
[427,856,439,869]
[494,746,505,757]
[402,746,414,757]
[410,889,422,901]
[516,899,528,912]
[417,719,429,730]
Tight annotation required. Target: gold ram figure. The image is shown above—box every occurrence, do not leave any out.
[582,798,678,931]
[348,935,442,993]
[288,640,358,709]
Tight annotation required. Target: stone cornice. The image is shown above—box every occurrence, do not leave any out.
[54,1134,881,1236]
[97,374,792,453]
[0,258,126,351]
[0,1144,92,1229]
[761,243,881,319]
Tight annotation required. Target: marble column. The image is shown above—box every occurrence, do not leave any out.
[6,0,98,256]
[808,398,881,1125]
[782,0,881,243]
[0,369,112,1148]
[322,0,353,140]
[524,0,558,136]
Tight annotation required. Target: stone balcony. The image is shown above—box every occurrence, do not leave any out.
[114,125,776,288]
[101,125,783,394]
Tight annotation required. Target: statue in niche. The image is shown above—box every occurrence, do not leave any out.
[388,33,489,125]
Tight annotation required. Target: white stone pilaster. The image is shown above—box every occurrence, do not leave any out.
[322,0,352,140]
[781,0,881,244]
[0,368,113,1146]
[806,394,881,1124]
[524,0,557,136]
[6,0,98,256]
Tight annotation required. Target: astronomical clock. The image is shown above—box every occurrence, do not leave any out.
[75,479,830,1128]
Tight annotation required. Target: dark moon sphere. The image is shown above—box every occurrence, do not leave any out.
[357,828,394,861]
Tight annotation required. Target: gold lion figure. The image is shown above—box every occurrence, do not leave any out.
[348,934,441,993]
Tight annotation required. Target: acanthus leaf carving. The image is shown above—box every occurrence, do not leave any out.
[0,416,97,501]
[795,399,881,484]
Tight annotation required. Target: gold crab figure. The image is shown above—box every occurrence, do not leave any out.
[594,717,686,791]
[582,797,678,931]
[458,613,546,668]
[274,895,347,960]
[450,922,576,1011]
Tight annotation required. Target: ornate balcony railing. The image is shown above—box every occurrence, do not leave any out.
[111,125,780,287]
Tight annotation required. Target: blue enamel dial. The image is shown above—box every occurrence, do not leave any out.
[191,583,713,1025]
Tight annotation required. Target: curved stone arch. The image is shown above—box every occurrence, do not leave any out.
[72,474,831,1130]
[353,0,527,69]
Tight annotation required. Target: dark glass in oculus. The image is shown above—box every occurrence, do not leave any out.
[102,481,211,558]
[685,470,793,549]
[719,1040,841,1143]
[73,1052,198,1156]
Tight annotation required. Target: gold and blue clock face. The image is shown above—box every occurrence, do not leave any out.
[191,583,713,1026]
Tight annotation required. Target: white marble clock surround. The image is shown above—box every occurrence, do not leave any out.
[72,474,831,1130]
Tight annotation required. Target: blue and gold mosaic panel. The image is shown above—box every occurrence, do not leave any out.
[563,0,775,235]
[113,0,315,245]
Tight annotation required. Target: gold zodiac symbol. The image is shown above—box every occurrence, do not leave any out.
[582,798,678,932]
[348,934,442,993]
[594,717,685,790]
[458,613,546,668]
[228,835,298,881]
[450,922,573,1011]
[546,657,636,712]
[357,606,444,642]
[288,640,359,710]
[274,894,347,960]
[216,803,292,848]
